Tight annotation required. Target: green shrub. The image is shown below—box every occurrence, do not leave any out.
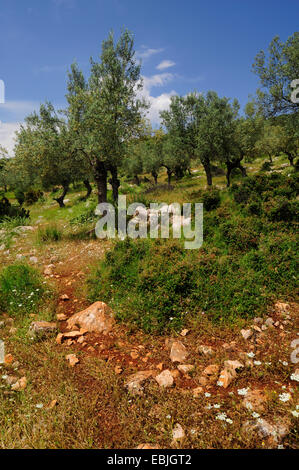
[24,189,44,205]
[202,190,221,211]
[260,161,272,172]
[263,196,298,222]
[15,190,25,206]
[0,197,30,221]
[37,225,62,242]
[0,263,45,317]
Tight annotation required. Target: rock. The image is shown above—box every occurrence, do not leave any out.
[67,302,114,334]
[242,418,290,446]
[198,345,214,356]
[265,317,274,328]
[180,329,189,337]
[203,364,220,380]
[29,256,38,264]
[253,317,263,324]
[193,387,204,397]
[136,444,160,449]
[177,364,194,374]
[198,376,208,386]
[28,321,57,339]
[217,369,235,388]
[44,265,55,276]
[172,423,185,441]
[170,341,188,363]
[274,302,290,314]
[4,354,14,365]
[242,389,268,412]
[17,226,34,233]
[4,375,19,386]
[57,313,67,321]
[125,370,154,395]
[63,329,87,338]
[155,370,174,388]
[66,354,79,367]
[241,329,253,340]
[56,333,63,344]
[0,244,5,251]
[11,376,27,391]
[224,360,244,373]
[60,294,70,301]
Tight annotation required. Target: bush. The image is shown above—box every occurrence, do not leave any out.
[24,189,44,205]
[37,225,62,242]
[263,196,298,222]
[15,190,25,206]
[0,197,30,221]
[202,190,221,211]
[0,263,45,317]
[260,161,272,172]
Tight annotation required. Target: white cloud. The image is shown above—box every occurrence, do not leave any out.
[136,47,164,61]
[0,122,21,156]
[156,60,176,71]
[0,100,39,121]
[139,73,177,125]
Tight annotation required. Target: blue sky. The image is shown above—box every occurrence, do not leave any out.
[0,0,298,153]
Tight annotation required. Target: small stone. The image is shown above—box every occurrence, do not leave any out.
[265,317,274,328]
[28,321,57,339]
[180,329,189,337]
[125,370,154,395]
[193,387,203,397]
[60,294,70,301]
[172,423,185,441]
[198,345,214,356]
[155,370,174,388]
[66,354,79,367]
[177,364,194,374]
[136,444,160,449]
[242,389,268,412]
[217,369,235,388]
[170,341,188,363]
[29,256,38,264]
[203,364,219,378]
[241,329,253,340]
[224,360,244,373]
[11,376,27,391]
[56,333,63,344]
[253,317,263,324]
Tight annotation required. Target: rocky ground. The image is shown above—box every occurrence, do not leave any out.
[0,227,298,448]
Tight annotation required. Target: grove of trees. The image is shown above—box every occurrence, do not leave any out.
[0,30,298,206]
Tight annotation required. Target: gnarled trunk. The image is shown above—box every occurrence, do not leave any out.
[203,161,212,187]
[152,171,158,185]
[83,180,92,200]
[109,167,120,202]
[54,182,69,208]
[95,161,107,204]
[285,151,295,167]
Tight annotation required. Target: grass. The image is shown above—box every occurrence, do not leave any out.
[0,263,46,318]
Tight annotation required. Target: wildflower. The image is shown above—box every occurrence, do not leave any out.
[252,412,260,418]
[279,392,291,402]
[214,404,221,409]
[204,392,211,398]
[215,412,227,421]
[291,410,299,418]
[247,352,255,358]
[226,418,233,424]
[253,361,262,366]
[237,387,249,396]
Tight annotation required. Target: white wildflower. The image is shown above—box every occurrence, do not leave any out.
[290,372,299,382]
[279,392,291,403]
[215,412,227,421]
[237,387,249,396]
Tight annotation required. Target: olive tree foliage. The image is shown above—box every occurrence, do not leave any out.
[273,113,299,166]
[160,94,200,183]
[14,102,90,207]
[253,32,299,117]
[0,145,9,192]
[66,29,147,203]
